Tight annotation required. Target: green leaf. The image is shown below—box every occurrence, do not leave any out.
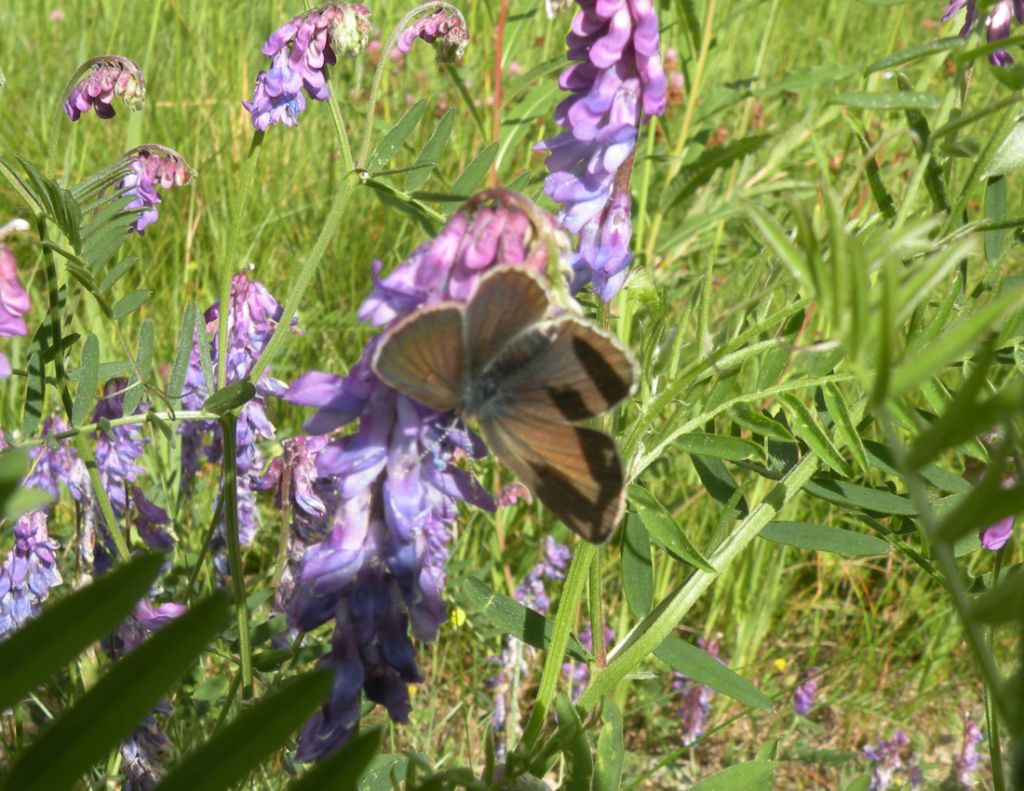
[776,394,852,477]
[864,36,965,74]
[99,256,139,294]
[843,774,872,791]
[660,136,771,211]
[111,289,152,320]
[935,476,1024,544]
[822,385,869,473]
[831,91,940,111]
[288,727,385,791]
[404,109,456,192]
[741,201,816,295]
[554,695,592,791]
[123,319,153,416]
[443,143,499,214]
[628,484,715,572]
[759,522,890,556]
[203,380,256,416]
[729,403,794,441]
[3,593,230,791]
[970,566,1024,624]
[689,762,777,790]
[655,636,771,711]
[169,302,198,405]
[593,700,624,791]
[0,551,155,706]
[622,512,653,616]
[985,176,1008,262]
[675,433,765,462]
[70,333,99,427]
[983,117,1024,177]
[0,449,52,521]
[359,755,409,791]
[366,100,428,174]
[154,671,333,791]
[461,577,588,661]
[803,477,916,515]
[21,351,44,438]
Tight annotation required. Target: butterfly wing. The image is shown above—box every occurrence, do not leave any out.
[463,266,550,376]
[479,410,625,543]
[495,317,637,421]
[371,304,465,412]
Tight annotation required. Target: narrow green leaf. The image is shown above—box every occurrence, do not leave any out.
[203,380,256,416]
[593,700,624,791]
[123,319,153,416]
[21,351,44,437]
[759,522,890,556]
[862,440,972,494]
[675,433,765,462]
[983,117,1024,177]
[822,385,869,473]
[358,755,409,791]
[155,671,333,791]
[660,136,771,211]
[654,637,772,711]
[622,513,653,616]
[803,477,916,516]
[0,555,163,716]
[366,100,427,174]
[70,333,99,427]
[832,91,940,111]
[777,393,852,477]
[404,109,456,192]
[443,143,499,214]
[461,577,588,661]
[742,201,816,295]
[864,36,965,74]
[985,176,1008,262]
[843,774,872,791]
[3,593,230,791]
[111,289,152,320]
[2,487,52,521]
[554,695,592,791]
[0,449,52,521]
[729,403,794,441]
[288,727,384,791]
[629,484,715,572]
[99,256,139,294]
[169,302,198,406]
[689,762,777,791]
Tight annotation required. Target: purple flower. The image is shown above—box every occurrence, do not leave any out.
[793,670,819,717]
[283,191,562,759]
[0,243,30,379]
[863,730,922,791]
[116,599,187,655]
[980,476,1016,550]
[118,146,193,235]
[671,635,722,746]
[0,510,63,638]
[244,3,372,131]
[563,622,615,701]
[951,716,983,789]
[392,8,469,64]
[514,536,571,615]
[944,1,1024,65]
[120,706,172,791]
[64,56,145,120]
[536,0,666,301]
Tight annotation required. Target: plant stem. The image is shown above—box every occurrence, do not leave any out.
[219,416,252,697]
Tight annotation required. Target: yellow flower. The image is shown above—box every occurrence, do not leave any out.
[773,658,787,672]
[449,606,467,629]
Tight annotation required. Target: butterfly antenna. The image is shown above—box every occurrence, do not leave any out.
[417,414,463,467]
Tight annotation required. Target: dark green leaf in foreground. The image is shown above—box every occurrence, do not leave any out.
[593,700,625,791]
[2,593,230,791]
[155,670,333,791]
[111,289,152,320]
[203,379,256,415]
[969,565,1024,624]
[803,477,916,516]
[654,636,772,710]
[622,512,653,616]
[675,432,765,462]
[404,109,456,192]
[367,100,427,174]
[443,142,499,214]
[0,553,164,714]
[288,727,385,791]
[555,695,593,791]
[759,522,890,556]
[462,577,588,661]
[689,761,777,790]
[628,484,715,572]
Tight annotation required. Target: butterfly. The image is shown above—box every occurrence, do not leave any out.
[371,265,637,544]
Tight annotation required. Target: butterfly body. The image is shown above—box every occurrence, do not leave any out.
[372,266,636,543]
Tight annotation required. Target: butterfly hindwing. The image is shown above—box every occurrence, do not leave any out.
[479,409,625,544]
[464,266,550,376]
[372,304,466,412]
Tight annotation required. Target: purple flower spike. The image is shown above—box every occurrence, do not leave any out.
[0,243,30,380]
[793,670,819,716]
[671,636,723,746]
[118,145,193,235]
[536,0,666,301]
[944,1,1024,65]
[863,730,922,791]
[244,3,372,131]
[0,511,63,638]
[64,56,145,120]
[951,715,983,789]
[392,8,469,64]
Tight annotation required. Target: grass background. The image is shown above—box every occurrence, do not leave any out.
[0,0,1015,788]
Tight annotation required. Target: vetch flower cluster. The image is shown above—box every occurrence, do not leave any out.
[944,1,1024,65]
[537,0,666,300]
[244,3,372,131]
[118,146,193,235]
[863,730,922,791]
[950,716,983,789]
[282,190,562,760]
[0,242,30,380]
[672,635,723,746]
[64,56,145,120]
[793,669,819,716]
[392,7,469,64]
[0,511,62,639]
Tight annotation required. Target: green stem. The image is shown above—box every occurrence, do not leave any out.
[217,132,264,390]
[10,410,220,449]
[219,416,252,696]
[589,548,606,668]
[520,541,595,749]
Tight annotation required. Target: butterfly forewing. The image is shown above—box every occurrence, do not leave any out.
[372,304,466,412]
[464,266,550,376]
[495,317,637,422]
[479,410,625,544]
